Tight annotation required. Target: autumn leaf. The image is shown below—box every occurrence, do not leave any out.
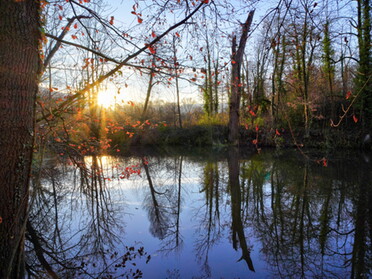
[109,16,114,25]
[145,44,156,54]
[252,139,258,145]
[275,129,281,136]
[137,17,143,24]
[151,31,156,38]
[74,23,78,29]
[353,114,358,123]
[58,15,63,20]
[345,91,352,100]
[249,110,256,117]
[71,35,77,39]
[255,125,259,132]
[175,32,180,37]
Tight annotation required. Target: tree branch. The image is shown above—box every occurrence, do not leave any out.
[37,1,208,123]
[43,15,91,72]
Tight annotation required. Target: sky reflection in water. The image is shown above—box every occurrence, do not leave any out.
[29,148,372,278]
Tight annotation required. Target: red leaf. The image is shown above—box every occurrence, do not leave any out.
[109,16,114,25]
[137,17,143,24]
[71,35,77,39]
[249,110,256,117]
[58,15,63,20]
[145,44,156,54]
[74,23,78,29]
[252,139,258,145]
[151,31,156,38]
[322,158,327,167]
[353,114,358,123]
[345,91,352,100]
[275,129,281,136]
[255,125,259,132]
[175,32,180,37]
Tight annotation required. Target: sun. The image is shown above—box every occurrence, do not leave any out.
[96,84,137,108]
[97,88,117,108]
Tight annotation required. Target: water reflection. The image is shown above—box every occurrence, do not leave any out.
[25,148,372,278]
[27,155,148,278]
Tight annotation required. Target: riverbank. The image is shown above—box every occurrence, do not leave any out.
[108,124,370,150]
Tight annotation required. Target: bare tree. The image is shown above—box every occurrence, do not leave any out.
[228,10,255,145]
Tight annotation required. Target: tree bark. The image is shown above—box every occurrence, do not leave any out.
[0,1,41,277]
[228,10,255,145]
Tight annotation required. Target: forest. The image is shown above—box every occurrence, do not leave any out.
[0,0,371,277]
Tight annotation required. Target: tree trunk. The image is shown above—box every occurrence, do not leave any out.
[0,1,41,277]
[228,10,255,145]
[356,0,372,131]
[172,36,183,128]
[141,55,156,121]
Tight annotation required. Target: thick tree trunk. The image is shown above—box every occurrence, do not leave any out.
[0,1,41,277]
[228,10,255,145]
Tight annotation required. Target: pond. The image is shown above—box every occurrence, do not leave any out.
[28,147,372,278]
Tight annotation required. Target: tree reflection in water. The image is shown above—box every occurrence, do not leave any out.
[27,154,149,278]
[24,148,372,278]
[141,155,185,252]
[228,147,255,272]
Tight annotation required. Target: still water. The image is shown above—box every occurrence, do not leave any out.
[28,148,372,278]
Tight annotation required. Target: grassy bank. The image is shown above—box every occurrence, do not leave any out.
[108,124,369,150]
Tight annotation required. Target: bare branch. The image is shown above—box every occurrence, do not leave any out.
[37,1,207,123]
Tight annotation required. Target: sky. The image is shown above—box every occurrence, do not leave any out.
[45,0,352,107]
[91,0,276,106]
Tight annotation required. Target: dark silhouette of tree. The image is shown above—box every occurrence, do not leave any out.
[228,10,255,145]
[0,1,42,277]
